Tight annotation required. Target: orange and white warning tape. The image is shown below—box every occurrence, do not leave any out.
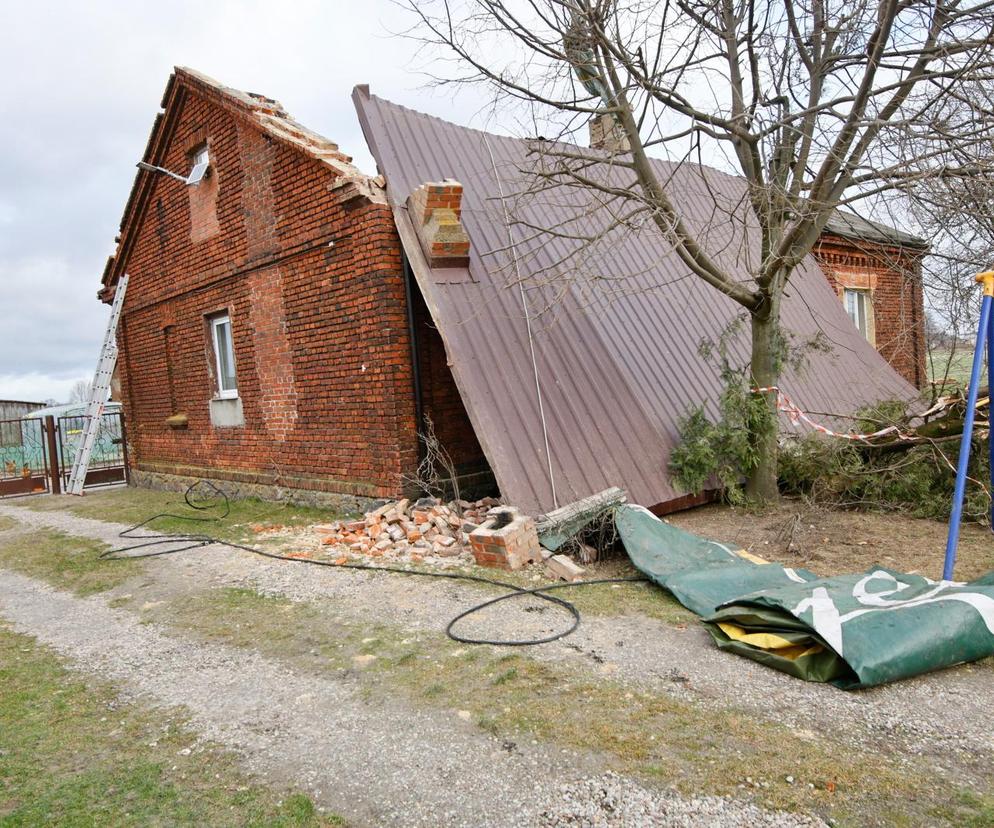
[752,386,910,442]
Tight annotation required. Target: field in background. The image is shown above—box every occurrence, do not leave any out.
[928,346,983,389]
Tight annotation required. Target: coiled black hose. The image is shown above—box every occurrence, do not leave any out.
[100,481,647,646]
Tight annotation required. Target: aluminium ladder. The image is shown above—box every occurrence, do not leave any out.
[66,274,129,495]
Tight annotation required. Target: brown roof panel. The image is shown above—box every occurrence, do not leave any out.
[354,88,914,514]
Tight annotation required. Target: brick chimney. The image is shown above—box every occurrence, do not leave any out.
[407,180,470,268]
[589,113,630,153]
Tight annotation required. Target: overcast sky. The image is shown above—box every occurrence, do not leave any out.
[0,0,494,403]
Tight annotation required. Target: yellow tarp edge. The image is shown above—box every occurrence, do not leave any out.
[716,621,825,662]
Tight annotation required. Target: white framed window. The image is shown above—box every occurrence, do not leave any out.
[188,145,210,186]
[844,288,872,342]
[209,313,238,398]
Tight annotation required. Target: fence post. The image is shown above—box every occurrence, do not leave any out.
[119,412,131,485]
[44,416,61,495]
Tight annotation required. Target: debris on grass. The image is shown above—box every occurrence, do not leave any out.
[264,494,601,577]
[310,495,503,566]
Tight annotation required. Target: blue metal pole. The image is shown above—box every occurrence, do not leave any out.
[989,306,994,532]
[943,274,994,581]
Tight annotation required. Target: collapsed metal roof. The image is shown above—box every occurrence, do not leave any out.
[353,88,915,514]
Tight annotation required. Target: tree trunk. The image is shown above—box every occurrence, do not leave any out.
[745,308,781,503]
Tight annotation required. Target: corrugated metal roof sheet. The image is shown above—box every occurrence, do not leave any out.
[354,88,915,514]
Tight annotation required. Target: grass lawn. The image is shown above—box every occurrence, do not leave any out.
[0,623,343,827]
[0,530,139,597]
[928,346,983,388]
[16,485,347,545]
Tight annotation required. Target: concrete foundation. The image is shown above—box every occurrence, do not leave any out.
[129,468,376,513]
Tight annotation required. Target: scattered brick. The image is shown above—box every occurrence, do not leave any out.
[546,554,585,582]
[469,507,542,570]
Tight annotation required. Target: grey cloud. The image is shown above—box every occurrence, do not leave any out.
[1,0,488,401]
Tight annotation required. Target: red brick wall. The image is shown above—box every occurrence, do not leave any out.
[113,82,420,499]
[813,234,927,389]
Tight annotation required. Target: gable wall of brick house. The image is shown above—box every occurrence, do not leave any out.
[108,76,425,503]
[813,235,927,389]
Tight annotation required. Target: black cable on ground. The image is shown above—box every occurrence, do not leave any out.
[100,481,648,647]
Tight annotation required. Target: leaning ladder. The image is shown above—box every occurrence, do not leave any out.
[66,274,129,495]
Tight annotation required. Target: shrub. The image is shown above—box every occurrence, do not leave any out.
[669,376,770,505]
[779,430,991,525]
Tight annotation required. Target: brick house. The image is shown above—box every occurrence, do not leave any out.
[100,68,489,508]
[814,212,928,388]
[100,68,924,511]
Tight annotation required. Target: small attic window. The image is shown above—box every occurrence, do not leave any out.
[187,145,210,186]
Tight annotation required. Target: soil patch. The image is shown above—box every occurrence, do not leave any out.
[668,498,994,581]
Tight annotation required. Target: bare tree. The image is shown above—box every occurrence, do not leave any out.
[68,379,91,404]
[399,0,994,500]
[403,414,463,510]
[895,81,994,393]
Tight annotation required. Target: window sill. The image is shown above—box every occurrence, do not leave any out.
[209,396,245,428]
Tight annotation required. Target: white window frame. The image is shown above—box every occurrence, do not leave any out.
[843,288,873,343]
[210,313,238,399]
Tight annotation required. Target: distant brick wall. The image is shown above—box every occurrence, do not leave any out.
[410,285,489,477]
[813,235,927,389]
[112,80,421,500]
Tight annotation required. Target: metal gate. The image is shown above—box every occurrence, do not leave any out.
[0,412,128,498]
[56,411,128,491]
[0,417,51,497]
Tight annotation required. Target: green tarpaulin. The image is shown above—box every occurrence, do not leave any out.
[616,504,994,689]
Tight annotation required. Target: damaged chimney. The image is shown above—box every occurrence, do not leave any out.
[407,180,470,268]
[589,113,630,153]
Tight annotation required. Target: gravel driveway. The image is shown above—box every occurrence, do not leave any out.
[1,498,989,824]
[2,501,990,772]
[0,567,819,827]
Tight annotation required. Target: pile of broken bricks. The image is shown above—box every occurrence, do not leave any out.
[313,496,491,561]
[313,495,587,581]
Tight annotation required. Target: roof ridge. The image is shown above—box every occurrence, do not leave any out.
[355,87,923,250]
[357,87,772,189]
[168,68,382,199]
[174,66,289,117]
[825,206,928,250]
